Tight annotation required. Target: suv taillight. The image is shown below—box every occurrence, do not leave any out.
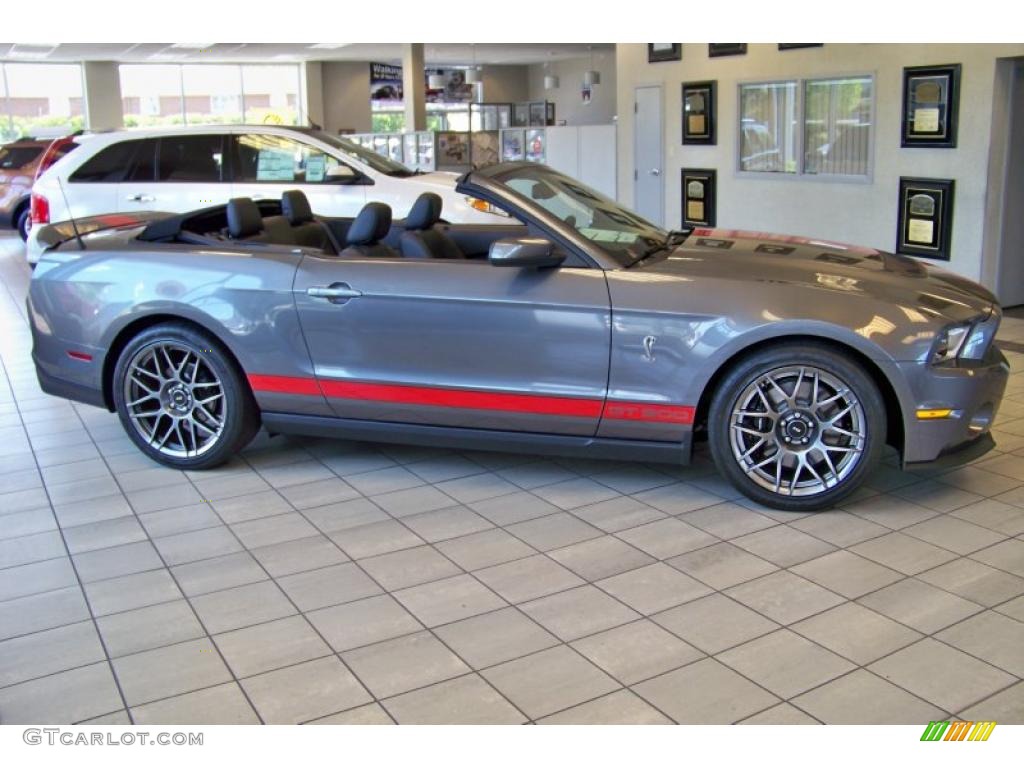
[34,135,77,181]
[30,193,50,225]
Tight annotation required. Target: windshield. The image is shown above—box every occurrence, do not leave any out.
[481,164,668,266]
[297,129,416,178]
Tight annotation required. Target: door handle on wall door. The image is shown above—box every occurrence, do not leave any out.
[649,169,661,176]
[307,283,362,304]
[125,194,156,202]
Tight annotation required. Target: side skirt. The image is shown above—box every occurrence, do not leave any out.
[260,412,692,465]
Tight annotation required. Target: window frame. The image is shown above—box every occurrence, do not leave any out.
[735,72,876,184]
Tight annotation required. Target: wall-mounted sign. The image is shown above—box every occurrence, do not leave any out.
[901,64,961,148]
[648,44,681,63]
[708,44,747,58]
[681,168,717,228]
[896,177,955,261]
[370,63,403,107]
[426,69,476,104]
[682,81,716,145]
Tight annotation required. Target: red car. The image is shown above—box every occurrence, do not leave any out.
[0,134,78,240]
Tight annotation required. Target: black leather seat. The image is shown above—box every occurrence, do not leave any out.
[226,197,303,247]
[399,193,465,259]
[341,203,399,259]
[226,198,270,242]
[281,190,336,253]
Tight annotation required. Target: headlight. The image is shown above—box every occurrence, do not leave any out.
[465,197,509,217]
[930,323,970,364]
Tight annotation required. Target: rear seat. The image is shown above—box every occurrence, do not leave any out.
[224,194,339,255]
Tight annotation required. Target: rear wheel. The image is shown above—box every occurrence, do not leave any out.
[112,324,260,469]
[708,343,885,512]
[16,206,30,241]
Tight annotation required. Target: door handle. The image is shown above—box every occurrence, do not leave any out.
[126,194,156,202]
[649,169,661,176]
[307,282,362,304]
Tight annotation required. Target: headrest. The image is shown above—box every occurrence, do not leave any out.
[347,203,392,245]
[404,192,443,231]
[281,190,314,225]
[226,198,262,238]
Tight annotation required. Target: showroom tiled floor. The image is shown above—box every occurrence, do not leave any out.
[1,233,1023,725]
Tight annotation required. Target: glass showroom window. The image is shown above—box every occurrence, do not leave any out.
[739,75,873,179]
[120,64,302,128]
[0,63,84,141]
[739,81,798,174]
[803,76,873,177]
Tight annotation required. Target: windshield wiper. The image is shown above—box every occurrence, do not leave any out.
[627,229,691,267]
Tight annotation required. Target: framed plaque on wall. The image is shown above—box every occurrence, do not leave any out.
[901,64,961,148]
[708,44,747,58]
[681,168,716,228]
[682,81,716,145]
[648,44,682,63]
[896,177,955,261]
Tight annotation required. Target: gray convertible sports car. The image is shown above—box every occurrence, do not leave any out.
[28,163,1008,510]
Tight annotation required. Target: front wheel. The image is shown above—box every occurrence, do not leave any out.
[708,343,885,512]
[112,323,260,470]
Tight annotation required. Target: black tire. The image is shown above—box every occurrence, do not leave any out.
[16,206,31,241]
[112,323,260,470]
[707,342,886,512]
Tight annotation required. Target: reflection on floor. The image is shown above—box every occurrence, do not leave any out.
[1,233,1023,725]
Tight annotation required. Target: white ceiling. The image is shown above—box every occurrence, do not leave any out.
[0,43,613,66]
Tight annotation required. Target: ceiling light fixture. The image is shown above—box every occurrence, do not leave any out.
[170,43,215,49]
[465,44,480,85]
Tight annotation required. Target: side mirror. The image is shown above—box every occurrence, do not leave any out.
[488,237,564,268]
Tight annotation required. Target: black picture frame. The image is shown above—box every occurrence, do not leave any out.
[648,44,682,63]
[708,44,747,58]
[778,44,823,50]
[681,168,717,228]
[682,81,716,145]
[896,177,955,261]
[901,64,961,148]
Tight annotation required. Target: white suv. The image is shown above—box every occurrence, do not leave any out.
[27,125,505,264]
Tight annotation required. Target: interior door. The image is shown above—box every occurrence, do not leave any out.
[634,85,664,226]
[292,256,611,436]
[228,132,367,217]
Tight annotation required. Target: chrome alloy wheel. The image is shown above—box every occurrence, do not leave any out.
[122,342,227,459]
[728,365,866,498]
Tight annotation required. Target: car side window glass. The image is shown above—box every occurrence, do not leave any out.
[156,135,224,183]
[126,139,157,182]
[233,133,351,184]
[68,141,139,183]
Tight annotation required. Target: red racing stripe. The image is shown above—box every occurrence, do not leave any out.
[247,374,321,396]
[247,373,694,425]
[319,379,603,419]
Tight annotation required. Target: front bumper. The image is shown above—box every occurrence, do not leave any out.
[899,346,1010,466]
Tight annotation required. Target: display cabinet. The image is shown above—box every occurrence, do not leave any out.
[510,101,556,127]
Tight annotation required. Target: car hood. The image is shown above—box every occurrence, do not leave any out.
[639,228,997,324]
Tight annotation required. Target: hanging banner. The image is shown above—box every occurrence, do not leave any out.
[370,62,404,107]
[426,68,475,104]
